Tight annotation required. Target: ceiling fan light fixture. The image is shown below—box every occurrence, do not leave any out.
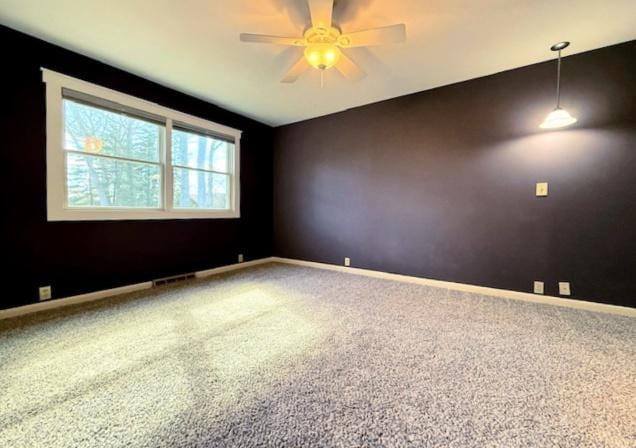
[304,43,341,70]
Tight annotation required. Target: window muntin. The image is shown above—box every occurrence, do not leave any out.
[43,69,241,221]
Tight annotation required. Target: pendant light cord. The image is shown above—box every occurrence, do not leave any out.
[556,49,562,108]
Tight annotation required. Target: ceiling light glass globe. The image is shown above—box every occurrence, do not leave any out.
[304,44,341,70]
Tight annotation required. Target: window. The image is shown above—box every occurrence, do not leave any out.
[63,98,164,209]
[171,126,233,210]
[43,69,241,220]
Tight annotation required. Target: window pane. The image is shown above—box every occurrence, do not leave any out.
[171,128,231,172]
[66,153,161,208]
[64,99,162,163]
[173,167,229,209]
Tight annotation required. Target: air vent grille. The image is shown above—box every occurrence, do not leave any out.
[152,273,195,287]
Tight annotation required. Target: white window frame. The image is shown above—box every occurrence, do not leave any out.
[42,68,241,221]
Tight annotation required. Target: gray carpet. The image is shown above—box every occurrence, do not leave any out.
[1,263,635,447]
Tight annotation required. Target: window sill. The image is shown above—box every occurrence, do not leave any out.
[47,209,240,221]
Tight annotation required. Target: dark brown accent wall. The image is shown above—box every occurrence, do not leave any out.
[273,41,636,308]
[0,25,273,310]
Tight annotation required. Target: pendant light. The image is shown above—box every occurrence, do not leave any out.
[540,41,577,129]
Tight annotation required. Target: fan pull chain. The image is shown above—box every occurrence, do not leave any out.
[320,70,324,88]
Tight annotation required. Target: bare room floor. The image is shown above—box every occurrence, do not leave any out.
[1,263,634,447]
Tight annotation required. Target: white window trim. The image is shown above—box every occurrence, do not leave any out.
[42,68,242,221]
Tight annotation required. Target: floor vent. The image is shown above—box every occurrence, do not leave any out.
[152,273,196,287]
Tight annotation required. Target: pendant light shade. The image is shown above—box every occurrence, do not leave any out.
[540,41,576,129]
[540,107,577,129]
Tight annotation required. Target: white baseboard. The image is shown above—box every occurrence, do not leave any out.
[271,257,636,318]
[0,282,153,321]
[2,256,632,320]
[0,257,274,321]
[195,257,274,278]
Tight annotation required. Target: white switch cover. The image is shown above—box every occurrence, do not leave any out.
[536,182,549,197]
[238,254,244,263]
[344,257,351,267]
[558,282,571,296]
[533,281,544,294]
[39,286,52,301]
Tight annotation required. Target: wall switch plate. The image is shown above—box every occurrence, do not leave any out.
[536,182,549,197]
[344,257,351,267]
[39,286,52,301]
[533,281,544,294]
[558,282,571,296]
[238,254,244,263]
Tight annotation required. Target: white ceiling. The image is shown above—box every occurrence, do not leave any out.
[1,0,634,126]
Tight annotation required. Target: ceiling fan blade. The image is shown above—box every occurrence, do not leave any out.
[308,0,333,28]
[334,52,366,81]
[338,24,406,48]
[281,57,310,83]
[240,33,305,46]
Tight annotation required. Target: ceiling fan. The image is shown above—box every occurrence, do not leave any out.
[240,0,406,84]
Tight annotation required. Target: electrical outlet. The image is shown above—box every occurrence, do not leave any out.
[344,257,351,267]
[238,254,244,263]
[533,281,544,294]
[39,286,52,301]
[536,182,549,197]
[558,282,571,296]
